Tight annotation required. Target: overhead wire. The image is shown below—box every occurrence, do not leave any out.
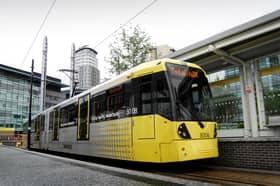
[20,0,156,67]
[93,0,157,49]
[20,0,57,68]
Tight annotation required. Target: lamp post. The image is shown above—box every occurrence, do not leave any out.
[59,69,78,98]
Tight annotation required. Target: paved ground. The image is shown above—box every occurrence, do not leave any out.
[0,145,214,186]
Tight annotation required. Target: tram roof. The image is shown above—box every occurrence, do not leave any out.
[164,10,280,73]
[73,58,206,97]
[38,58,206,112]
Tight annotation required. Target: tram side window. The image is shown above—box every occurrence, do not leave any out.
[31,118,37,135]
[90,96,94,121]
[107,85,125,119]
[92,83,132,121]
[124,82,133,107]
[60,107,67,124]
[35,116,40,140]
[52,109,59,141]
[108,94,124,113]
[41,114,45,131]
[37,117,41,133]
[93,93,106,122]
[49,111,54,130]
[69,104,77,123]
[139,76,153,114]
[34,117,39,133]
[79,95,89,140]
[156,77,172,119]
[60,104,77,125]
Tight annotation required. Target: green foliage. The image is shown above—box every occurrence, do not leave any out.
[108,25,154,75]
[264,87,280,116]
[237,122,244,129]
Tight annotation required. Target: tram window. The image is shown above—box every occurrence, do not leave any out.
[90,96,94,120]
[80,98,88,124]
[107,85,124,115]
[140,82,152,114]
[192,91,199,104]
[32,117,39,140]
[69,104,77,123]
[52,109,59,141]
[34,117,38,133]
[60,107,67,124]
[124,81,133,107]
[37,116,41,132]
[156,78,172,119]
[93,93,106,121]
[41,115,45,131]
[78,95,89,140]
[60,104,77,125]
[49,111,54,130]
[35,116,40,140]
[133,75,153,115]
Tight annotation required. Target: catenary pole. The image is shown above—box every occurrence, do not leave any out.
[27,59,34,150]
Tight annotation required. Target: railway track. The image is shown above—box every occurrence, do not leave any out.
[151,166,280,186]
[32,149,280,186]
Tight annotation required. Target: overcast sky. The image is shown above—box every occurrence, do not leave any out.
[0,0,279,84]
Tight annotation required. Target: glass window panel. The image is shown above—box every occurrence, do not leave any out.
[211,81,243,129]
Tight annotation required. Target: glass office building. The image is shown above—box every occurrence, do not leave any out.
[210,53,280,129]
[0,64,66,131]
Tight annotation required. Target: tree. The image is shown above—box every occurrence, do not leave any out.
[108,25,154,75]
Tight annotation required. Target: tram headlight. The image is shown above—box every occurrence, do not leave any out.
[177,123,191,139]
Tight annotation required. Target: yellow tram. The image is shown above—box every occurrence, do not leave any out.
[29,58,218,162]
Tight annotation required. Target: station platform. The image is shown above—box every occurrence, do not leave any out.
[1,145,279,186]
[0,145,214,186]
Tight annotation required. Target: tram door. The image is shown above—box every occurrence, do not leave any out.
[77,94,90,140]
[40,114,45,148]
[52,108,60,141]
[133,75,155,139]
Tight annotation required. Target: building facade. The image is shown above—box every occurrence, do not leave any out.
[0,64,65,132]
[74,46,100,90]
[150,45,175,60]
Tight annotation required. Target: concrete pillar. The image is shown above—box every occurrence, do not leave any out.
[239,65,251,137]
[254,60,267,129]
[247,62,259,137]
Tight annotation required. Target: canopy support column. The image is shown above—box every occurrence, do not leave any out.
[208,44,260,137]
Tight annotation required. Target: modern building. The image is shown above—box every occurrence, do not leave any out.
[74,46,100,90]
[0,64,66,132]
[150,45,175,60]
[164,10,280,171]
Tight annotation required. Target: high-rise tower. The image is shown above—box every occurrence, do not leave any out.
[74,46,99,90]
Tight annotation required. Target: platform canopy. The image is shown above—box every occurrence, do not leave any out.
[165,10,280,138]
[165,10,280,74]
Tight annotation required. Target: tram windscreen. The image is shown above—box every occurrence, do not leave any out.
[166,63,214,121]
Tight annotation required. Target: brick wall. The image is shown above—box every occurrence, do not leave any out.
[211,138,280,171]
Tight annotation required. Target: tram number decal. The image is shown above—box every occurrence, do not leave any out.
[200,133,210,138]
[126,107,138,115]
